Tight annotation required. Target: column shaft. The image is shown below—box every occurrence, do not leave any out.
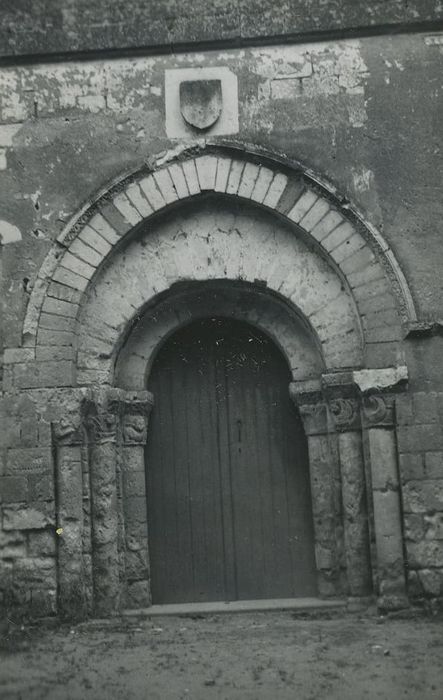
[89,439,120,614]
[56,444,86,617]
[337,430,372,595]
[363,394,407,608]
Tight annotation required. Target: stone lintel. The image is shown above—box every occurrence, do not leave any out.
[352,366,408,394]
[289,378,322,404]
[321,370,356,398]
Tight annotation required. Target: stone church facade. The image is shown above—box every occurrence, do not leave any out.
[1,1,443,619]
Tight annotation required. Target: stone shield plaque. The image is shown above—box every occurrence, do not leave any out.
[179,79,222,131]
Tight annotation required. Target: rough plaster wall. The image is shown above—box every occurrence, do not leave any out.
[0,33,442,345]
[0,0,441,57]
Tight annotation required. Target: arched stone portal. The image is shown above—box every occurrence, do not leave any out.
[17,145,413,616]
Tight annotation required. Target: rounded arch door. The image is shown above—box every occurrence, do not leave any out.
[145,317,317,604]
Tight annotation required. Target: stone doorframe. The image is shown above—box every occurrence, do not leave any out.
[51,364,409,617]
[12,142,418,617]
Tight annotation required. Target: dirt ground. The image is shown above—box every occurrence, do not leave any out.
[0,610,442,700]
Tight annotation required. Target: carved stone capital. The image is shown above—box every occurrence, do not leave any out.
[361,394,395,428]
[121,390,154,445]
[329,397,361,432]
[82,388,154,445]
[321,372,361,432]
[289,380,328,436]
[53,412,85,446]
[84,390,121,444]
[85,409,118,444]
[298,401,329,436]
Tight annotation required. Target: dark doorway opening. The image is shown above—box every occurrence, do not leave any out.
[146,317,317,604]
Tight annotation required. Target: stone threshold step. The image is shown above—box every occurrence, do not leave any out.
[123,597,348,617]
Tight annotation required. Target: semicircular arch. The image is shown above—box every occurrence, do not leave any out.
[21,143,414,387]
[76,197,362,385]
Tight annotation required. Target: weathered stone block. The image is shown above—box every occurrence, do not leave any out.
[373,490,402,541]
[262,172,288,208]
[0,530,26,559]
[47,282,82,305]
[124,496,148,525]
[12,361,76,389]
[417,568,443,597]
[121,446,145,472]
[37,329,75,347]
[195,156,218,192]
[407,570,422,598]
[59,251,95,281]
[2,502,55,530]
[125,549,149,579]
[100,202,134,236]
[27,473,54,501]
[226,160,245,195]
[404,513,425,542]
[249,166,273,203]
[237,161,260,199]
[397,425,443,454]
[88,213,122,246]
[402,480,443,514]
[287,189,317,223]
[6,447,52,475]
[39,312,75,333]
[123,471,146,497]
[0,475,27,502]
[425,452,443,478]
[424,512,443,540]
[52,265,89,292]
[42,294,82,319]
[13,557,57,586]
[3,348,35,364]
[79,225,113,255]
[368,430,398,490]
[314,543,336,570]
[364,341,399,369]
[399,453,425,481]
[406,540,443,569]
[30,588,57,616]
[35,346,75,362]
[112,192,143,225]
[167,164,189,200]
[322,221,354,253]
[0,414,21,450]
[125,580,150,609]
[27,530,56,556]
[139,174,168,209]
[0,561,13,589]
[299,197,330,232]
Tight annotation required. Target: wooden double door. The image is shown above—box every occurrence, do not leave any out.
[146,317,317,604]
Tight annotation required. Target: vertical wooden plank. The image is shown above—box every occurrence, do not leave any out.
[214,328,238,601]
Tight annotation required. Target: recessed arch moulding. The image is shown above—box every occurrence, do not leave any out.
[17,145,415,616]
[23,144,416,381]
